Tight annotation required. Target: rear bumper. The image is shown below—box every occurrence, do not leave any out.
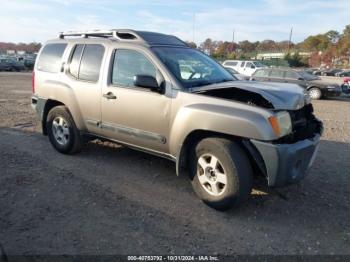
[31,95,46,121]
[251,134,320,187]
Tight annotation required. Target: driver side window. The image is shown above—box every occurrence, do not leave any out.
[112,49,156,87]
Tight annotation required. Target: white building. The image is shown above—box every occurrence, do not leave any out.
[257,52,311,60]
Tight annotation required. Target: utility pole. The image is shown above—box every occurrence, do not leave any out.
[288,27,293,54]
[231,29,235,57]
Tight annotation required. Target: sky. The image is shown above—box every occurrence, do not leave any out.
[1,0,349,44]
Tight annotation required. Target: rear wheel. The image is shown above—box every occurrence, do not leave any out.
[47,106,82,154]
[309,87,322,100]
[189,138,253,210]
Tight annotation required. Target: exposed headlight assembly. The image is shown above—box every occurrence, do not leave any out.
[268,111,292,137]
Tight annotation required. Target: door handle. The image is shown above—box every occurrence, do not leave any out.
[103,92,117,100]
[60,62,65,72]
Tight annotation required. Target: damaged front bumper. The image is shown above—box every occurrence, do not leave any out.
[251,134,321,187]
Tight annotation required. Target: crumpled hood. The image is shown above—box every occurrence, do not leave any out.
[190,80,308,110]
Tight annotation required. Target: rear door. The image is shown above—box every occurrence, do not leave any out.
[268,69,284,83]
[64,43,106,135]
[243,62,256,76]
[237,61,245,74]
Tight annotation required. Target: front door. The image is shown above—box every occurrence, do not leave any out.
[284,70,308,88]
[101,49,171,153]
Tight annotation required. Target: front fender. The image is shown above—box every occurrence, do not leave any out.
[169,103,276,158]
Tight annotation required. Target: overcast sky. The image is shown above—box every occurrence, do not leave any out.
[1,0,349,44]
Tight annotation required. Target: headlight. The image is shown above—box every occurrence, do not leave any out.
[268,111,292,137]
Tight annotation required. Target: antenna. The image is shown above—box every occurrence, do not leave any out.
[192,13,196,43]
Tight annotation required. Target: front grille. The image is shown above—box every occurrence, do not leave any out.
[277,104,323,144]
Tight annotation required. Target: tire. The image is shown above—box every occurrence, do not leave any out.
[189,137,253,210]
[46,106,82,154]
[308,87,322,100]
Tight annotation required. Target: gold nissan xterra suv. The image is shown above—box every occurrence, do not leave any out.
[32,29,323,210]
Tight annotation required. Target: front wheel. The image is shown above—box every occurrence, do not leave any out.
[308,87,322,100]
[47,106,82,154]
[189,138,253,210]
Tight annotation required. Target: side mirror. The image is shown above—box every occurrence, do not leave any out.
[251,65,255,69]
[298,77,305,81]
[134,75,164,93]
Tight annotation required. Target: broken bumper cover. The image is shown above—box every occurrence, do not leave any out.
[31,95,47,121]
[251,134,321,187]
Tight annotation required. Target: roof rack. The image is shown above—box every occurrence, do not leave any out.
[58,29,141,40]
[58,29,188,47]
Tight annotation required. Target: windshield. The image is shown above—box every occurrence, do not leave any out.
[152,47,234,88]
[299,71,318,80]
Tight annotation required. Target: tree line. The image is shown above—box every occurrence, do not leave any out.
[1,25,349,67]
[187,25,350,67]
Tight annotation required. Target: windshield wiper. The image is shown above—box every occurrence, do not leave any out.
[190,78,233,88]
[190,81,212,87]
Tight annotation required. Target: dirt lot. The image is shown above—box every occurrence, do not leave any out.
[0,72,349,256]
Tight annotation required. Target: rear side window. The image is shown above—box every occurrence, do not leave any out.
[37,43,67,73]
[253,69,269,77]
[79,45,105,82]
[269,70,284,78]
[284,71,298,79]
[68,44,105,82]
[69,44,84,78]
[224,61,237,66]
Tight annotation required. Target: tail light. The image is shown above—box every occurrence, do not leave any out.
[32,71,35,93]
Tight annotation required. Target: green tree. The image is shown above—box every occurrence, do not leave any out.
[284,52,307,67]
[326,30,340,43]
[186,41,197,48]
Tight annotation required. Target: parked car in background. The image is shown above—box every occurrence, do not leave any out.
[336,70,350,77]
[304,68,318,75]
[251,68,342,99]
[0,60,11,71]
[0,59,26,71]
[342,77,350,94]
[23,58,36,70]
[313,69,326,76]
[223,66,248,80]
[223,60,267,76]
[321,68,343,76]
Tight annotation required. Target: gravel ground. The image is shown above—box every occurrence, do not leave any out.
[0,72,349,256]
